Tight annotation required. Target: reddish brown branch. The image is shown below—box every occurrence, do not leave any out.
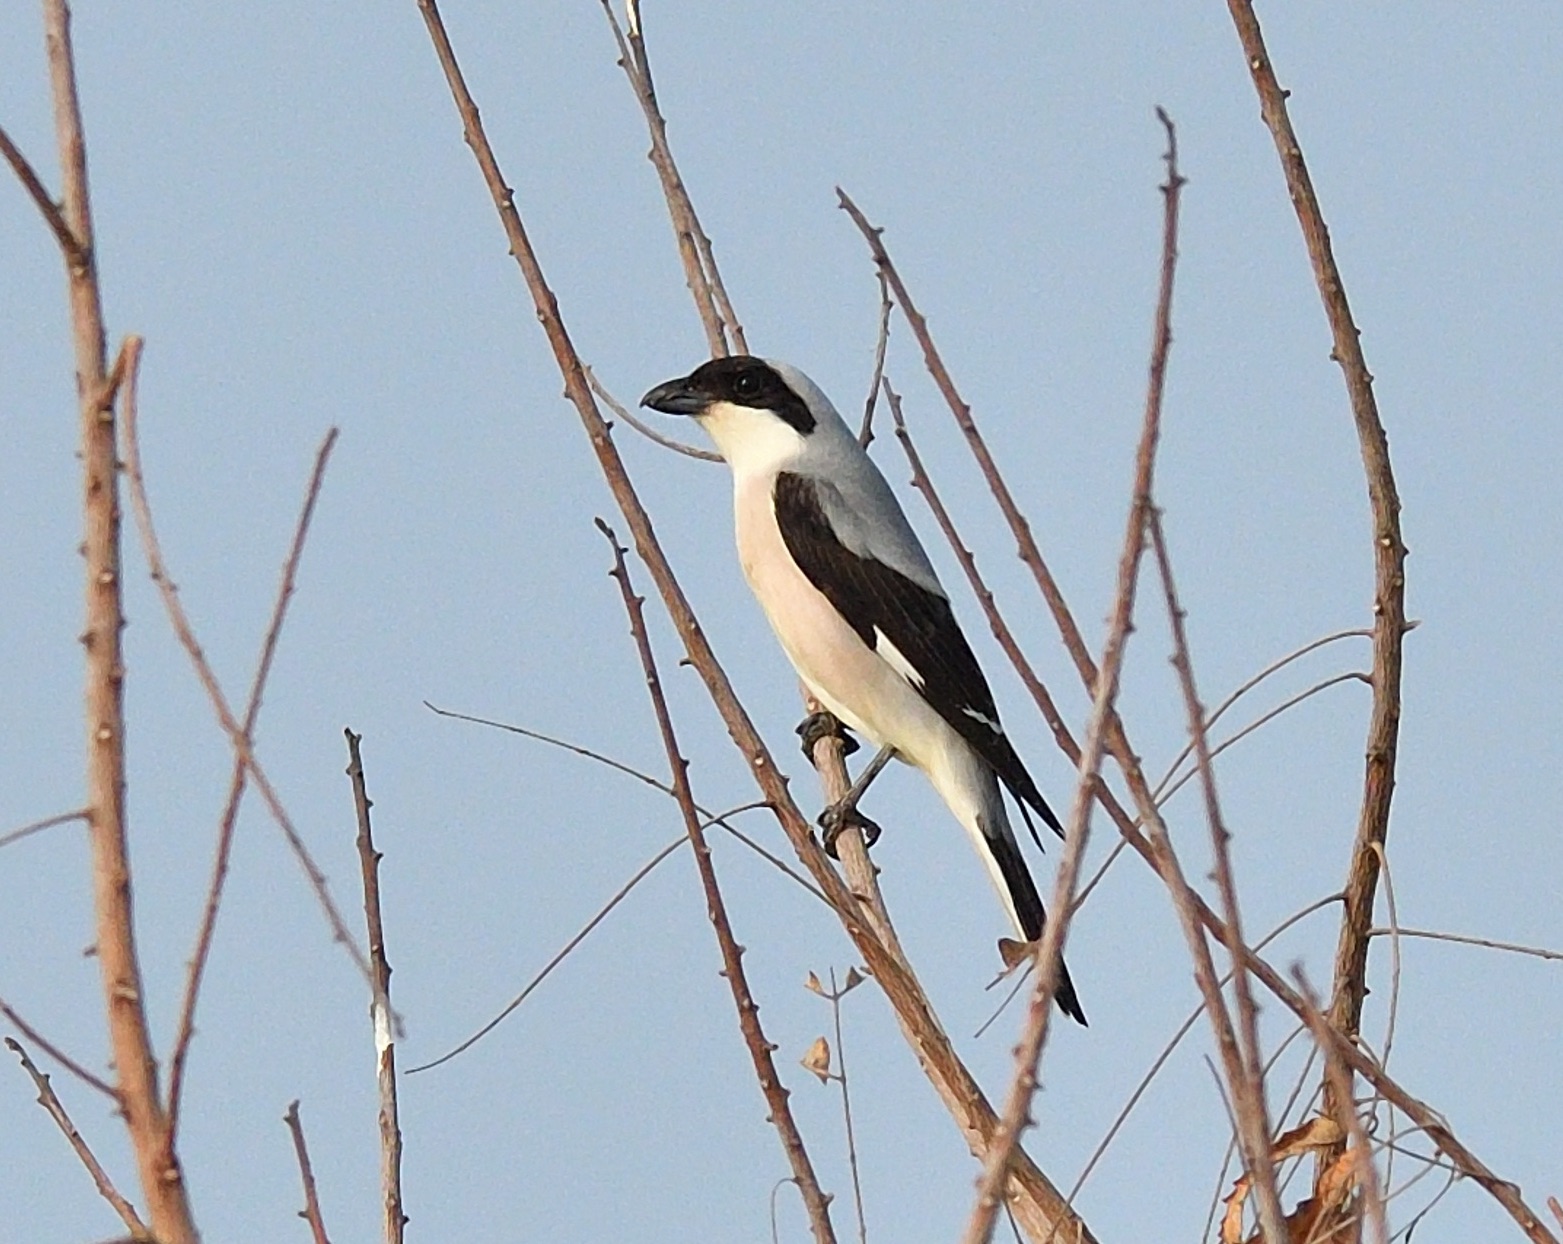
[596,0,746,355]
[1292,972,1387,1244]
[0,123,86,267]
[1149,506,1285,1243]
[411,7,1090,1238]
[0,994,117,1099]
[346,731,407,1244]
[37,2,198,1231]
[0,807,89,851]
[7,1038,150,1240]
[168,428,338,1132]
[844,116,1555,1244]
[962,113,1186,1244]
[284,1100,333,1244]
[120,369,371,989]
[599,520,838,1244]
[1221,0,1409,1094]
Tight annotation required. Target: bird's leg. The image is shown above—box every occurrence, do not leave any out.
[796,709,860,762]
[818,744,896,857]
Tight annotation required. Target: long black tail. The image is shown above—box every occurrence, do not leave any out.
[986,828,1088,1026]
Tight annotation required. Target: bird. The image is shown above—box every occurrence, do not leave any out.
[642,355,1085,1024]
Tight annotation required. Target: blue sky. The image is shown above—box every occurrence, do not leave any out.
[2,4,1559,1241]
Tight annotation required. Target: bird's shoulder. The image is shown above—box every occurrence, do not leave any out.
[775,455,944,600]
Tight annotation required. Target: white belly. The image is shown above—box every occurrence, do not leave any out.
[733,477,956,773]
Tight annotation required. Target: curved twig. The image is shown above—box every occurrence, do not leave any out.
[586,364,720,462]
[1221,0,1410,1148]
[0,808,87,852]
[409,831,688,1073]
[423,703,822,902]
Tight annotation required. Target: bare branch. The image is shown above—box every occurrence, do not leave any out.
[595,0,745,354]
[858,271,892,447]
[0,994,117,1099]
[408,827,687,1073]
[844,101,1555,1244]
[0,807,87,851]
[7,1038,150,1240]
[599,518,838,1242]
[168,428,339,1132]
[1154,671,1370,807]
[1159,628,1373,787]
[0,122,86,267]
[283,1100,333,1244]
[1366,927,1563,965]
[39,1,198,1221]
[423,704,824,902]
[119,350,372,990]
[1149,504,1285,1244]
[962,107,1181,1244]
[345,731,407,1244]
[1221,0,1410,1118]
[1065,894,1341,1211]
[813,968,869,1244]
[1293,971,1389,1244]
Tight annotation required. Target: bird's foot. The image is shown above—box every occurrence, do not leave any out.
[818,801,883,857]
[796,710,859,762]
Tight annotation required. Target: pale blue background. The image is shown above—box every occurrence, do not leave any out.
[2,4,1558,1241]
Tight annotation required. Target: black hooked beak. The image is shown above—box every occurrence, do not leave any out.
[640,375,709,417]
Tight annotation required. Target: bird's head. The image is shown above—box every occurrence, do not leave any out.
[641,356,843,475]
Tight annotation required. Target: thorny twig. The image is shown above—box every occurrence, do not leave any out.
[422,704,824,902]
[284,1100,333,1244]
[596,0,745,355]
[962,107,1182,1244]
[169,428,339,1132]
[1149,504,1286,1244]
[119,348,373,990]
[586,364,719,462]
[1294,970,1389,1244]
[346,732,407,1244]
[408,831,688,1073]
[599,518,838,1244]
[0,995,117,1099]
[0,808,88,852]
[1221,0,1410,1172]
[38,2,197,1226]
[0,122,87,267]
[7,1038,150,1239]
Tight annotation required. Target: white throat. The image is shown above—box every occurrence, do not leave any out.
[696,401,807,481]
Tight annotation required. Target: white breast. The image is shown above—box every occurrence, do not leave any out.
[731,472,957,774]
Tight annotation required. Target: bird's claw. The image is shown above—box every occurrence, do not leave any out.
[796,710,860,761]
[818,802,883,857]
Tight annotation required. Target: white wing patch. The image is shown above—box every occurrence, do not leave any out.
[873,628,926,689]
[961,705,1003,734]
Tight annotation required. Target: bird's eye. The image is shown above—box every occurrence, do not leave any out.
[734,371,761,398]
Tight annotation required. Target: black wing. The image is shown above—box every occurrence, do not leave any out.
[774,471,1063,839]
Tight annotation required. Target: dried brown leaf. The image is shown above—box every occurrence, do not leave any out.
[804,971,825,996]
[1221,1174,1251,1244]
[1271,1116,1345,1161]
[997,937,1030,971]
[801,1036,832,1083]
